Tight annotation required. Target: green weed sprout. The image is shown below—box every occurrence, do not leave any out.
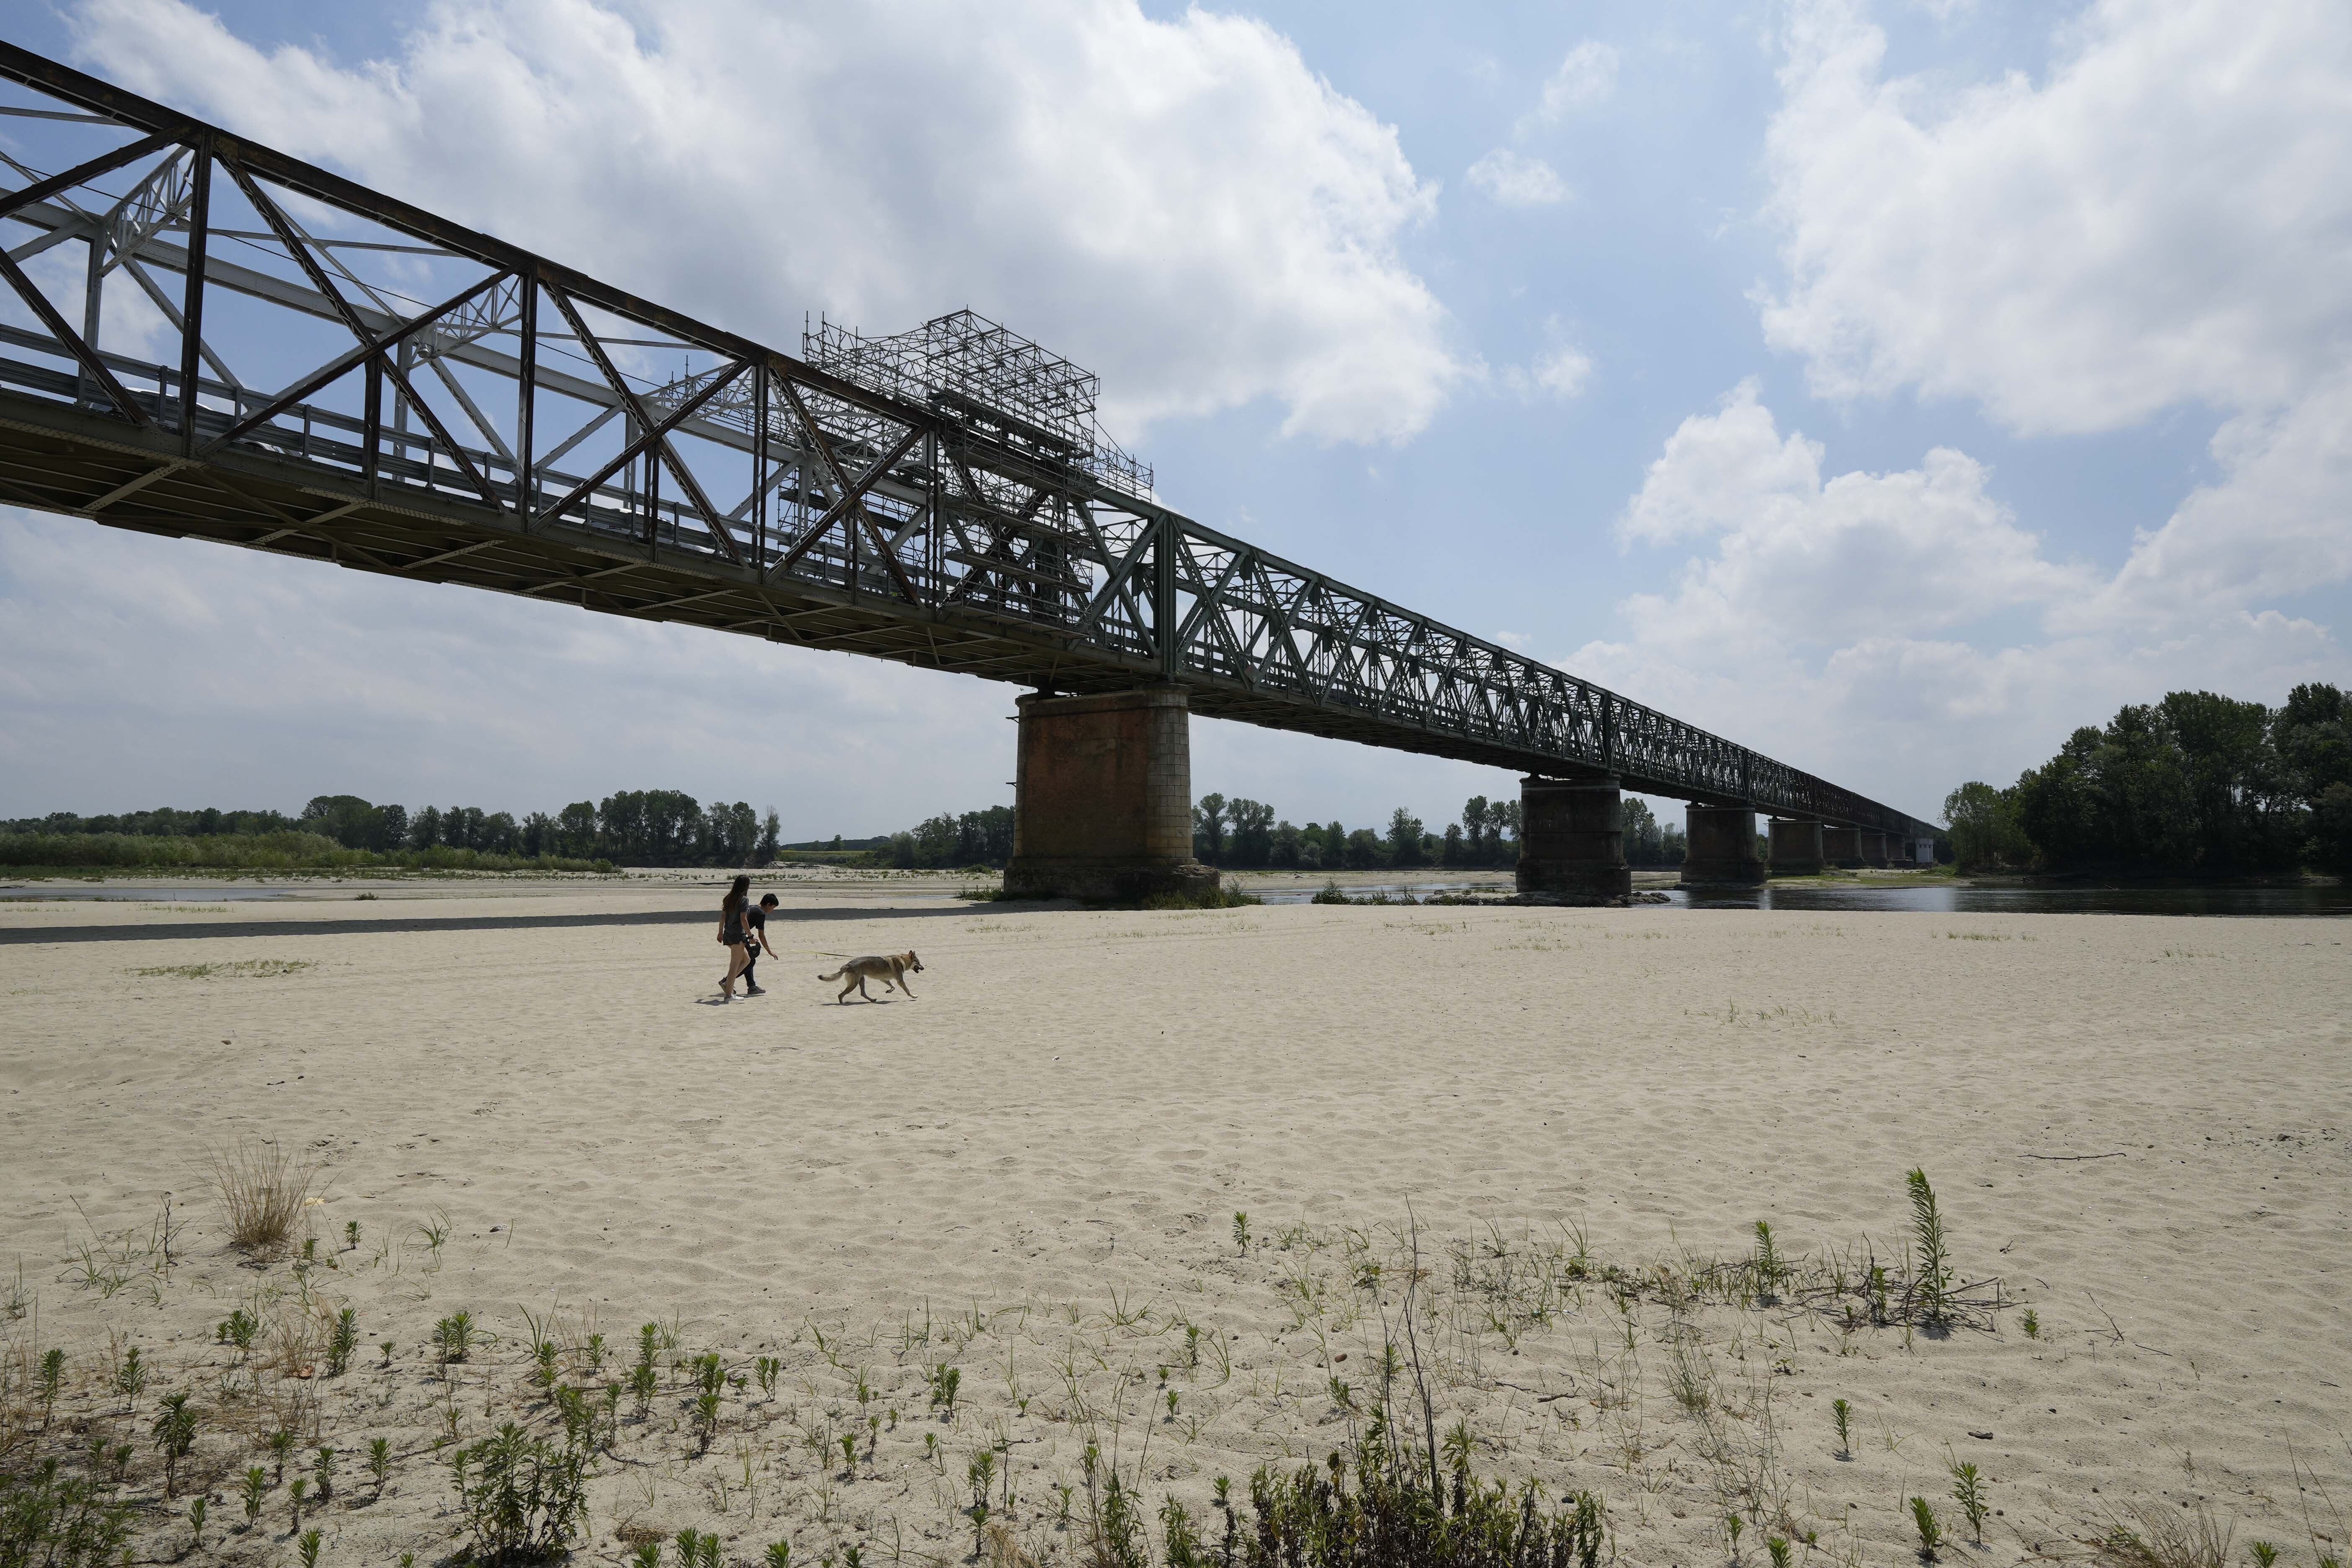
[151,1390,197,1496]
[299,1526,322,1567]
[632,1545,660,1568]
[766,1545,792,1567]
[1233,1212,1251,1253]
[2022,1308,2040,1340]
[433,1309,475,1364]
[114,1345,147,1405]
[1910,1496,1943,1559]
[241,1465,267,1521]
[327,1307,358,1377]
[1949,1457,1988,1538]
[36,1348,64,1422]
[756,1355,780,1398]
[1907,1168,1952,1323]
[1767,1537,1792,1568]
[268,1429,297,1481]
[2250,1546,2278,1568]
[1753,1220,1783,1300]
[186,1496,206,1549]
[369,1436,392,1492]
[1832,1398,1853,1456]
[312,1444,335,1501]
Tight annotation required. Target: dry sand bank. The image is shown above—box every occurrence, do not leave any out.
[1,895,2346,1565]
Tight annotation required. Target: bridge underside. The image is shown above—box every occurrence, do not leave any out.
[0,398,1725,797]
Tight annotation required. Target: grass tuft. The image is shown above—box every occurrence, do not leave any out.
[205,1137,322,1255]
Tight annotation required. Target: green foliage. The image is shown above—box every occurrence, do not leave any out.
[1911,1496,1944,1558]
[241,1466,266,1521]
[1949,1458,1989,1538]
[327,1307,359,1377]
[370,1436,393,1491]
[926,1363,960,1415]
[434,1310,476,1365]
[150,1390,197,1496]
[1942,781,2032,872]
[1751,1220,1783,1300]
[1907,1169,1952,1324]
[298,1525,323,1567]
[2003,686,2352,875]
[1831,1398,1853,1456]
[2021,1308,2040,1340]
[1232,1414,1605,1568]
[0,1462,133,1568]
[451,1421,590,1564]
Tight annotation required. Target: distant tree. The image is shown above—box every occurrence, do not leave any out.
[410,805,444,850]
[756,809,782,866]
[1343,827,1387,869]
[1942,781,2031,872]
[1620,799,1664,867]
[302,794,384,851]
[1269,820,1302,869]
[556,802,598,859]
[1192,794,1228,864]
[1461,797,1489,863]
[1439,823,1464,865]
[1226,798,1275,867]
[1386,807,1425,867]
[379,804,407,850]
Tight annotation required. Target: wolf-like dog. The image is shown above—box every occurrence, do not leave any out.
[817,951,923,1003]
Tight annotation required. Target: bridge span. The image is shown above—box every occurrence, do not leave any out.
[0,44,1936,900]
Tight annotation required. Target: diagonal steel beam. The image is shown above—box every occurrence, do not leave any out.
[224,159,508,516]
[202,268,508,452]
[540,281,746,567]
[0,126,183,221]
[774,380,917,600]
[0,246,152,426]
[529,358,745,534]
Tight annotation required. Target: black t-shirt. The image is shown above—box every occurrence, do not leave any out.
[745,906,768,949]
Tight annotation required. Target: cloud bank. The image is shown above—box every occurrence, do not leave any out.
[68,0,1463,444]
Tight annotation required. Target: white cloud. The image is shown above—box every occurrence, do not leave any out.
[1537,40,1619,120]
[67,0,1463,444]
[1565,384,2348,814]
[1529,344,1592,397]
[1759,0,2352,436]
[1465,148,1568,207]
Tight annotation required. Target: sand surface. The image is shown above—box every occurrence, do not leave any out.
[1,890,2346,1565]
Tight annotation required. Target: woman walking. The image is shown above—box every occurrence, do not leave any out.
[716,874,753,1002]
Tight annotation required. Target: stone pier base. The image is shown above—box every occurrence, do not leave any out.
[1681,805,1765,886]
[1860,830,1890,867]
[1517,776,1632,901]
[1003,686,1219,902]
[1821,825,1863,868]
[1769,818,1824,876]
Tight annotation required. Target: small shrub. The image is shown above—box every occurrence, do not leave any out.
[150,1391,197,1496]
[2022,1308,2040,1339]
[0,1462,133,1566]
[434,1310,476,1365]
[452,1422,590,1563]
[241,1465,267,1522]
[369,1436,393,1492]
[1831,1397,1853,1456]
[1310,880,1349,904]
[207,1137,322,1255]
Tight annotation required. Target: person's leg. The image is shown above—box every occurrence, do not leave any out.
[721,942,749,997]
[742,947,763,994]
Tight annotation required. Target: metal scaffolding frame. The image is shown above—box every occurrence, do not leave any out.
[0,42,1935,839]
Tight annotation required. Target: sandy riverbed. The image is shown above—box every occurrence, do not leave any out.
[1,890,2345,1565]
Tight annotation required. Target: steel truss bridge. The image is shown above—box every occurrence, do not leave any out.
[0,44,1933,840]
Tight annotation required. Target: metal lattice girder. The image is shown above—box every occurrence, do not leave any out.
[0,41,1936,839]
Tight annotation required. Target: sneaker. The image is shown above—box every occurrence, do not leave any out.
[744,984,766,996]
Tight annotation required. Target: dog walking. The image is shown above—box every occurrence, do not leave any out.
[817,951,923,1003]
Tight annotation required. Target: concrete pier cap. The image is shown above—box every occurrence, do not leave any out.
[1681,805,1765,886]
[1516,774,1633,902]
[1003,684,1220,903]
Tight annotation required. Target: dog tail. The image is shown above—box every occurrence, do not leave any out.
[817,967,844,981]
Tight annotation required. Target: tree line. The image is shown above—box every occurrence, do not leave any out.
[6,790,784,869]
[1942,684,2352,877]
[874,792,1690,872]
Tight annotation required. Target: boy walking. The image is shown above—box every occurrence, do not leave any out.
[740,893,780,995]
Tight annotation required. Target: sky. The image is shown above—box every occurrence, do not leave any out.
[3,0,2348,838]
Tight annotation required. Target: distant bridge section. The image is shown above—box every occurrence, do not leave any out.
[0,44,1937,898]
